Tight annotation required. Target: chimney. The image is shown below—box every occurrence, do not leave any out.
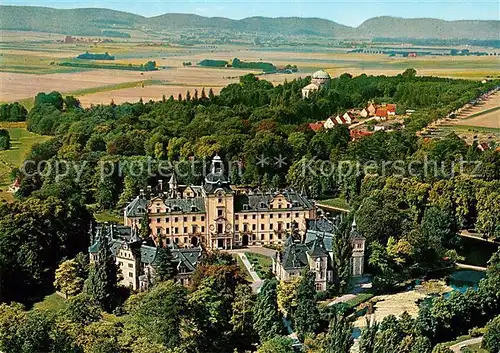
[147,185,152,194]
[158,179,163,192]
[139,189,144,198]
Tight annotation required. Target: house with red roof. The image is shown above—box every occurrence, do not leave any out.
[386,104,397,116]
[308,121,324,132]
[375,108,388,121]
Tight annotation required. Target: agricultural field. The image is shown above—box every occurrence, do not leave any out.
[0,123,51,201]
[1,31,499,108]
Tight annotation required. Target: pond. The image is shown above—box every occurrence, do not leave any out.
[447,269,485,294]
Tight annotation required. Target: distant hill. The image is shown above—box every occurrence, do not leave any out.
[0,5,498,40]
[357,17,500,40]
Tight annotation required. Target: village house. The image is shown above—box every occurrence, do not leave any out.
[88,223,202,290]
[124,155,316,250]
[367,103,377,116]
[360,108,370,118]
[308,121,325,132]
[375,107,388,121]
[273,217,365,291]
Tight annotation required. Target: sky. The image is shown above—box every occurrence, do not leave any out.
[2,0,499,27]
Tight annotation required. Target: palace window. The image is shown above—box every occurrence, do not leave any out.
[260,224,264,230]
[270,224,273,230]
[270,214,273,219]
[156,218,160,222]
[184,227,187,233]
[270,233,273,240]
[174,217,178,222]
[286,213,290,218]
[235,215,239,220]
[243,215,247,220]
[166,228,169,234]
[218,198,223,203]
[235,225,238,231]
[201,216,205,221]
[128,263,133,268]
[129,272,133,278]
[183,217,187,222]
[201,226,205,232]
[261,214,264,219]
[252,214,256,220]
[218,209,223,217]
[261,234,264,240]
[252,224,256,231]
[192,216,196,221]
[295,213,299,218]
[278,214,282,218]
[166,217,169,222]
[174,227,178,234]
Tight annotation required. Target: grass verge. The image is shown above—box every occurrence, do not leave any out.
[245,252,273,279]
[233,254,253,282]
[317,197,350,211]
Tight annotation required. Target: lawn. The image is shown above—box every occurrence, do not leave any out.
[32,292,67,314]
[345,292,375,309]
[93,209,124,224]
[317,197,350,211]
[0,125,51,201]
[244,252,273,279]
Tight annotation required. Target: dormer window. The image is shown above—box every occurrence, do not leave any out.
[260,202,266,208]
[191,206,198,212]
[293,201,299,207]
[243,204,249,211]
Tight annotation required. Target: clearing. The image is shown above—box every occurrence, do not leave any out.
[0,123,51,201]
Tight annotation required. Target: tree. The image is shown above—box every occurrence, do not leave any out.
[277,277,300,317]
[154,245,177,282]
[257,336,294,353]
[323,307,354,353]
[483,315,500,353]
[331,217,354,295]
[84,225,119,312]
[431,344,453,353]
[126,281,187,350]
[359,318,378,353]
[253,279,286,342]
[54,258,86,298]
[230,284,257,351]
[0,129,10,150]
[410,336,432,353]
[294,271,320,340]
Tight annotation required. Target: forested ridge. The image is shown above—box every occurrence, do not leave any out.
[0,70,499,353]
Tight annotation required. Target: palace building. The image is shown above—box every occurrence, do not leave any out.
[124,155,316,250]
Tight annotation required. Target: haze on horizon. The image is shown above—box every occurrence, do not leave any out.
[2,0,499,27]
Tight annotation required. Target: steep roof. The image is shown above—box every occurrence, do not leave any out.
[125,195,148,218]
[235,190,314,212]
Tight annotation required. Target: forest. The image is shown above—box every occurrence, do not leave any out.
[0,69,499,352]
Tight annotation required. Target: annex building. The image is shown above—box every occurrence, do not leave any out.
[273,217,365,291]
[124,155,316,250]
[89,223,202,291]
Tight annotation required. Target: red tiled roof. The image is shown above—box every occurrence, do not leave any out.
[375,108,388,117]
[309,122,324,132]
[350,130,373,139]
[386,104,396,113]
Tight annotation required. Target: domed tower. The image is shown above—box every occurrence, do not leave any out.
[311,69,331,87]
